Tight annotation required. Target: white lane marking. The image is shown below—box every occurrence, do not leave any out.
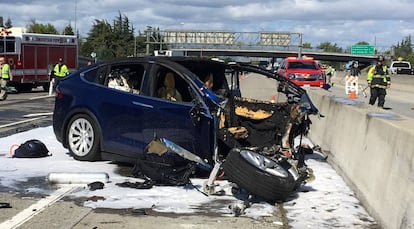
[0,117,44,129]
[0,185,81,229]
[22,112,53,118]
[29,95,54,100]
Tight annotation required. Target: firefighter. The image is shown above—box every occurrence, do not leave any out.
[0,57,12,101]
[325,65,334,85]
[52,58,69,91]
[367,55,390,108]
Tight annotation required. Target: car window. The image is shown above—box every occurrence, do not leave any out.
[105,63,145,94]
[83,68,99,82]
[172,60,230,97]
[288,61,318,70]
[392,62,410,68]
[147,64,193,103]
[82,66,108,85]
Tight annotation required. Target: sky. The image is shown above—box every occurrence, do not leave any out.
[1,0,414,52]
[0,126,378,228]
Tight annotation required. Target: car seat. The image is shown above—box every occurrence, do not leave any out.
[157,72,182,101]
[127,75,140,93]
[108,70,131,92]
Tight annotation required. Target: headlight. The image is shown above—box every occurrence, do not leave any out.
[288,73,297,79]
[311,73,324,79]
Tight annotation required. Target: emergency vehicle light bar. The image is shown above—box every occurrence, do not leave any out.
[301,55,314,60]
[287,56,314,60]
[0,28,11,35]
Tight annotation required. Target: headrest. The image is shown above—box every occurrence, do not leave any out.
[164,72,175,88]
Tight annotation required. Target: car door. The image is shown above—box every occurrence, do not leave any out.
[137,62,215,162]
[97,61,148,159]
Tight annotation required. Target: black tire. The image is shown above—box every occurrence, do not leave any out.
[65,114,101,161]
[42,83,50,92]
[223,149,296,202]
[16,84,33,92]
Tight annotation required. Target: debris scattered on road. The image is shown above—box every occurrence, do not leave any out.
[88,181,105,191]
[47,172,110,184]
[0,202,12,208]
[87,196,106,202]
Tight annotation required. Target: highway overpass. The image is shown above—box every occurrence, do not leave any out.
[147,29,381,67]
[170,48,378,67]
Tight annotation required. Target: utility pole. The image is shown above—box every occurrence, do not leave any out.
[74,0,77,35]
[146,26,152,55]
[134,36,137,57]
[298,33,303,58]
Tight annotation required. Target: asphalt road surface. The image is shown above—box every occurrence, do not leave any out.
[0,88,54,138]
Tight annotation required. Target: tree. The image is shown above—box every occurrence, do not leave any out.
[317,42,343,53]
[405,53,414,66]
[317,42,343,68]
[26,19,58,34]
[110,12,134,57]
[4,17,12,29]
[302,42,312,49]
[135,31,149,56]
[80,19,113,59]
[356,41,369,45]
[392,35,412,60]
[63,24,75,35]
[79,13,135,60]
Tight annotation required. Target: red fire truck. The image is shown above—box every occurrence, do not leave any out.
[0,27,77,92]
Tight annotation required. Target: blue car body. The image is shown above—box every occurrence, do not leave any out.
[53,56,318,165]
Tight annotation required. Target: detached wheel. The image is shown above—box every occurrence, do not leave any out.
[223,149,296,202]
[66,114,101,161]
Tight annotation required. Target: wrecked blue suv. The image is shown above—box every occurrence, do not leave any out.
[53,56,318,201]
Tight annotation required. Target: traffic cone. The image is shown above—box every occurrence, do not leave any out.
[271,95,276,103]
[348,88,357,99]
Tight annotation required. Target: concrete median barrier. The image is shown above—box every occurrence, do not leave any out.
[306,87,414,229]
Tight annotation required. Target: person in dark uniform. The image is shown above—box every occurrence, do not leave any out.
[366,56,390,108]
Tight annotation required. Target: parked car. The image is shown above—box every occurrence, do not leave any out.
[277,56,325,87]
[53,56,319,201]
[389,61,414,75]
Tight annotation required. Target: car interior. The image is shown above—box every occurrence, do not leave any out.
[105,64,145,93]
[153,66,192,102]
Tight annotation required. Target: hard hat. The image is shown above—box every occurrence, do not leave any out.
[377,56,384,62]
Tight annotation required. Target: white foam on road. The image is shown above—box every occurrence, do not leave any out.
[0,126,377,228]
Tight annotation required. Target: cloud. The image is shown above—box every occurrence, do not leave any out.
[1,0,413,48]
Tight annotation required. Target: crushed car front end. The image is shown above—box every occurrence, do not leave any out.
[172,59,319,201]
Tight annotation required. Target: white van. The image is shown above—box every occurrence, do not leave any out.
[389,61,413,75]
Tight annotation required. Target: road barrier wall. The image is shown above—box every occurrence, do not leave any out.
[307,88,414,229]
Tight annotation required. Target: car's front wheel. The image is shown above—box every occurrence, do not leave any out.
[223,148,296,202]
[66,114,101,161]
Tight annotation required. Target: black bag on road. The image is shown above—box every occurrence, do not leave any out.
[13,139,50,158]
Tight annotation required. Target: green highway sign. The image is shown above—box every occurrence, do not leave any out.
[351,45,375,55]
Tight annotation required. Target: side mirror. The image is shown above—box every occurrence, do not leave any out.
[189,103,203,126]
